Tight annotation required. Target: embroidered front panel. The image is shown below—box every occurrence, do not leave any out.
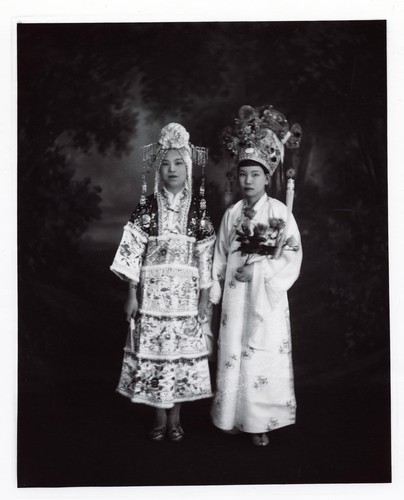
[126,314,207,358]
[117,351,212,408]
[139,270,199,315]
[143,235,197,268]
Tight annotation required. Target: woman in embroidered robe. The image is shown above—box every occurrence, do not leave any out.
[111,123,215,442]
[210,105,302,446]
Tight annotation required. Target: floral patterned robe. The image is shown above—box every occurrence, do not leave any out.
[210,193,302,433]
[111,188,215,408]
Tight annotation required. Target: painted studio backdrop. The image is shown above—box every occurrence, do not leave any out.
[18,22,389,486]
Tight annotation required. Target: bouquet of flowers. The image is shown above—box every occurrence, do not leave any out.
[234,207,299,263]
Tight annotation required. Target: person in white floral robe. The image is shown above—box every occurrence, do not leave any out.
[210,105,302,446]
[111,123,215,442]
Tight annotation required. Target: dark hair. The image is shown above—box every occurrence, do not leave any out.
[238,159,269,175]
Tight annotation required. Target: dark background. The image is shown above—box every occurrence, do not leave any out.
[17,21,390,487]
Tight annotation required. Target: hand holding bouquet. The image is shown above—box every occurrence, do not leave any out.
[234,208,299,263]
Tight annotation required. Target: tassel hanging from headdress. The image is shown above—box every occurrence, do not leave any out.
[274,168,295,259]
[193,146,208,212]
[285,171,295,213]
[140,156,147,207]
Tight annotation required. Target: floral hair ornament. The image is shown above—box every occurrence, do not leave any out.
[141,123,208,210]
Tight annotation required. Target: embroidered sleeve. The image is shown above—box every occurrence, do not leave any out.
[195,207,216,290]
[110,200,152,282]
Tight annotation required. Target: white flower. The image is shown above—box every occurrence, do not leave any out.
[158,123,190,149]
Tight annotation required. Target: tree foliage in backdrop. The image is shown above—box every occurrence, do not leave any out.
[18,21,387,359]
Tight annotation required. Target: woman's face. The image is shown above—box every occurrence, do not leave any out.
[238,164,270,205]
[159,149,188,193]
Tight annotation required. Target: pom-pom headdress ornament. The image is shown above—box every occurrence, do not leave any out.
[140,123,208,208]
[222,105,302,176]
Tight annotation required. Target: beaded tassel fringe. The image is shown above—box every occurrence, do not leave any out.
[192,146,208,212]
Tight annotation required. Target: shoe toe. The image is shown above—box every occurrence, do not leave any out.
[168,426,184,442]
[251,433,269,447]
[149,426,166,441]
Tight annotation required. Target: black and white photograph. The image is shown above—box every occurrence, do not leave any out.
[2,0,404,498]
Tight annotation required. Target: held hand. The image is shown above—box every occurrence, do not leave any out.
[209,280,223,305]
[198,289,211,323]
[235,264,254,282]
[198,301,212,323]
[124,289,138,323]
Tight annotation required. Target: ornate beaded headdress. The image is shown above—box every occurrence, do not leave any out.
[222,105,302,176]
[141,123,208,210]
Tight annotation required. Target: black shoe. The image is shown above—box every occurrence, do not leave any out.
[149,425,166,441]
[167,425,184,442]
